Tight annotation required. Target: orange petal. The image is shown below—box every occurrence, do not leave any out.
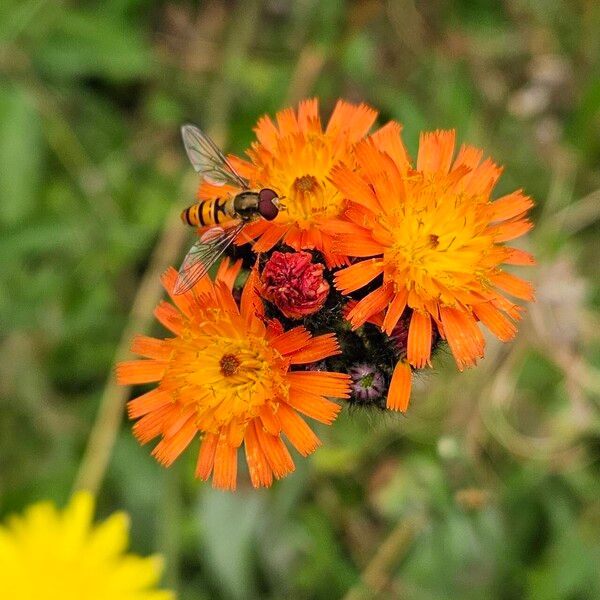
[407,311,432,368]
[452,144,483,171]
[322,218,369,236]
[326,100,378,140]
[244,421,273,488]
[131,335,172,360]
[320,244,349,269]
[252,223,286,253]
[473,301,517,342]
[489,219,533,242]
[270,326,312,355]
[370,121,411,172]
[345,300,385,327]
[226,419,246,447]
[213,282,242,322]
[215,257,243,290]
[128,389,173,419]
[334,232,383,258]
[344,204,379,231]
[277,403,320,456]
[297,98,321,132]
[154,301,185,335]
[440,307,485,371]
[259,404,281,436]
[346,284,394,329]
[254,114,279,153]
[285,389,341,424]
[241,267,264,331]
[491,271,535,301]
[236,219,269,245]
[162,405,196,439]
[490,190,534,221]
[255,426,295,479]
[387,361,412,412]
[212,438,238,491]
[289,333,341,364]
[195,432,218,481]
[382,289,408,335]
[329,164,379,212]
[504,247,536,266]
[491,294,523,321]
[417,130,456,174]
[160,267,195,317]
[334,258,383,294]
[132,404,176,444]
[151,414,197,467]
[287,371,351,399]
[353,138,386,182]
[463,158,502,196]
[116,360,168,385]
[276,107,299,136]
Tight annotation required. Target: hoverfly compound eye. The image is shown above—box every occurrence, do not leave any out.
[258,188,279,221]
[259,188,278,203]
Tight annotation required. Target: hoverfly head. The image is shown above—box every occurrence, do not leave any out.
[257,188,279,221]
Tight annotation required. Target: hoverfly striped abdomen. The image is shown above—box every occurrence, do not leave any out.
[180,197,233,227]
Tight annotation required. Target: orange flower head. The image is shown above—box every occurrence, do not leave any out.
[117,259,350,490]
[330,124,535,411]
[198,99,379,266]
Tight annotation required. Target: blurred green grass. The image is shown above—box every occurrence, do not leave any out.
[1,1,599,598]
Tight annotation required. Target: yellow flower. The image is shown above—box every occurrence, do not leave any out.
[0,492,174,600]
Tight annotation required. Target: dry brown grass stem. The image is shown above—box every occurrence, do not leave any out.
[342,516,425,600]
[72,205,189,495]
[284,45,327,106]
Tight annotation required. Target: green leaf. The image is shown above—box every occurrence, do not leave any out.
[0,84,42,224]
[199,488,264,600]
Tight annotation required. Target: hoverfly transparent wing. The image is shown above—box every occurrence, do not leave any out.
[181,124,249,189]
[174,222,245,295]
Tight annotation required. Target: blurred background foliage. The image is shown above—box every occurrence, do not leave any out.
[1,0,599,598]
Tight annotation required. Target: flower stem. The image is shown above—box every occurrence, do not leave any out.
[72,206,189,495]
[342,515,425,600]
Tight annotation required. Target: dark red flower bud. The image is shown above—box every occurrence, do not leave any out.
[261,251,329,319]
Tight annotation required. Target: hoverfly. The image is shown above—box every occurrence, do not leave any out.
[174,124,281,295]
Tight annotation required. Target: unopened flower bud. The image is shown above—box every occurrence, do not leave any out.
[261,251,329,319]
[348,363,385,402]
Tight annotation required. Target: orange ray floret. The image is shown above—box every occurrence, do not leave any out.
[331,127,535,407]
[198,98,382,266]
[387,361,412,412]
[117,259,350,491]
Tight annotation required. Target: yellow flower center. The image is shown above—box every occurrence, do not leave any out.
[294,174,318,193]
[381,175,494,307]
[162,310,288,431]
[254,135,346,229]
